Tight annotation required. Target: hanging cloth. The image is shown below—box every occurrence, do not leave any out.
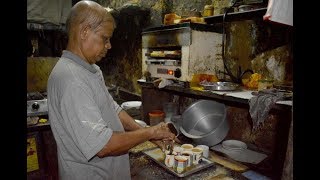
[263,0,293,26]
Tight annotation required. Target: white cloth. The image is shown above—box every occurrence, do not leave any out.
[264,0,293,26]
[158,78,174,88]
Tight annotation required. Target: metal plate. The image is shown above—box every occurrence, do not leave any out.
[199,81,240,91]
[142,147,215,178]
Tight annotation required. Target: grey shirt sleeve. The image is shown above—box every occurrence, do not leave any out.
[109,93,123,114]
[60,81,113,160]
[96,67,122,115]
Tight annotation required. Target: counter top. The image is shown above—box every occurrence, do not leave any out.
[139,81,292,111]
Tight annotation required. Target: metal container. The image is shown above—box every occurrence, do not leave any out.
[199,81,240,91]
[180,100,229,146]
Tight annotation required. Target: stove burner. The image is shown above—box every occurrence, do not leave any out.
[27,92,48,116]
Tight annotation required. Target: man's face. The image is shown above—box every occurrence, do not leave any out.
[81,21,114,64]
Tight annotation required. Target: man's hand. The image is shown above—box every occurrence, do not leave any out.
[149,122,175,140]
[149,122,181,151]
[150,140,165,151]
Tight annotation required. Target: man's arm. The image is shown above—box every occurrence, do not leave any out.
[96,122,175,157]
[117,110,171,151]
[118,110,142,131]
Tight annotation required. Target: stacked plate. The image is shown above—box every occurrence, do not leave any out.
[121,101,142,110]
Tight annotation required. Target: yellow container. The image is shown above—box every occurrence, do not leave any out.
[203,5,214,17]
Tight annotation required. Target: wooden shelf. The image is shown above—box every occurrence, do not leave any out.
[204,7,267,24]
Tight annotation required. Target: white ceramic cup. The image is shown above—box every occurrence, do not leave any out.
[191,147,203,165]
[181,150,194,167]
[181,144,194,151]
[165,154,175,168]
[173,146,183,155]
[174,156,188,173]
[196,145,209,158]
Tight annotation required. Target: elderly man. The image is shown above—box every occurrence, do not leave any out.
[47,1,176,179]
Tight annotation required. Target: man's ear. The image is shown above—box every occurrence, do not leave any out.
[80,25,90,40]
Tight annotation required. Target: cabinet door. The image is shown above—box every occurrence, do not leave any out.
[27,132,45,178]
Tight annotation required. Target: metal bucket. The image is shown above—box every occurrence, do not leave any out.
[180,100,229,146]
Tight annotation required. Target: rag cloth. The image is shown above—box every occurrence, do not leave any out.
[249,89,285,130]
[158,78,174,88]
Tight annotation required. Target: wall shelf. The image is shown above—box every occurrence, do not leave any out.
[204,7,267,24]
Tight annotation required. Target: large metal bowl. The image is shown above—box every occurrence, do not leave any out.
[181,100,229,146]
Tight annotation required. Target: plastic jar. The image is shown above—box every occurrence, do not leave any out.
[149,110,165,126]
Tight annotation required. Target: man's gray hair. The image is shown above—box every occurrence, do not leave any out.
[66,0,115,36]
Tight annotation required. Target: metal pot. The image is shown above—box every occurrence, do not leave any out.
[180,100,229,146]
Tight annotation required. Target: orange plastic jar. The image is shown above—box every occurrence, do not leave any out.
[149,110,165,126]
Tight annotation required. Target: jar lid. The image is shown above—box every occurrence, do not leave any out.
[149,110,164,117]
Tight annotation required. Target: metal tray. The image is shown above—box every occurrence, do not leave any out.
[199,81,240,91]
[142,147,215,178]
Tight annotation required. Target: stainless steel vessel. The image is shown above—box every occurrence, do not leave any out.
[180,100,229,146]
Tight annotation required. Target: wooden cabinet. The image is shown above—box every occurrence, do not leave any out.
[27,125,58,180]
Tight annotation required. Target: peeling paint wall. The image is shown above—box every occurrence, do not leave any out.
[223,19,293,83]
[213,0,232,15]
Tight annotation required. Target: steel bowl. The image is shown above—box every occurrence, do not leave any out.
[180,100,229,146]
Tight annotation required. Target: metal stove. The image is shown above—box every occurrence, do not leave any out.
[27,92,48,117]
[141,22,224,82]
